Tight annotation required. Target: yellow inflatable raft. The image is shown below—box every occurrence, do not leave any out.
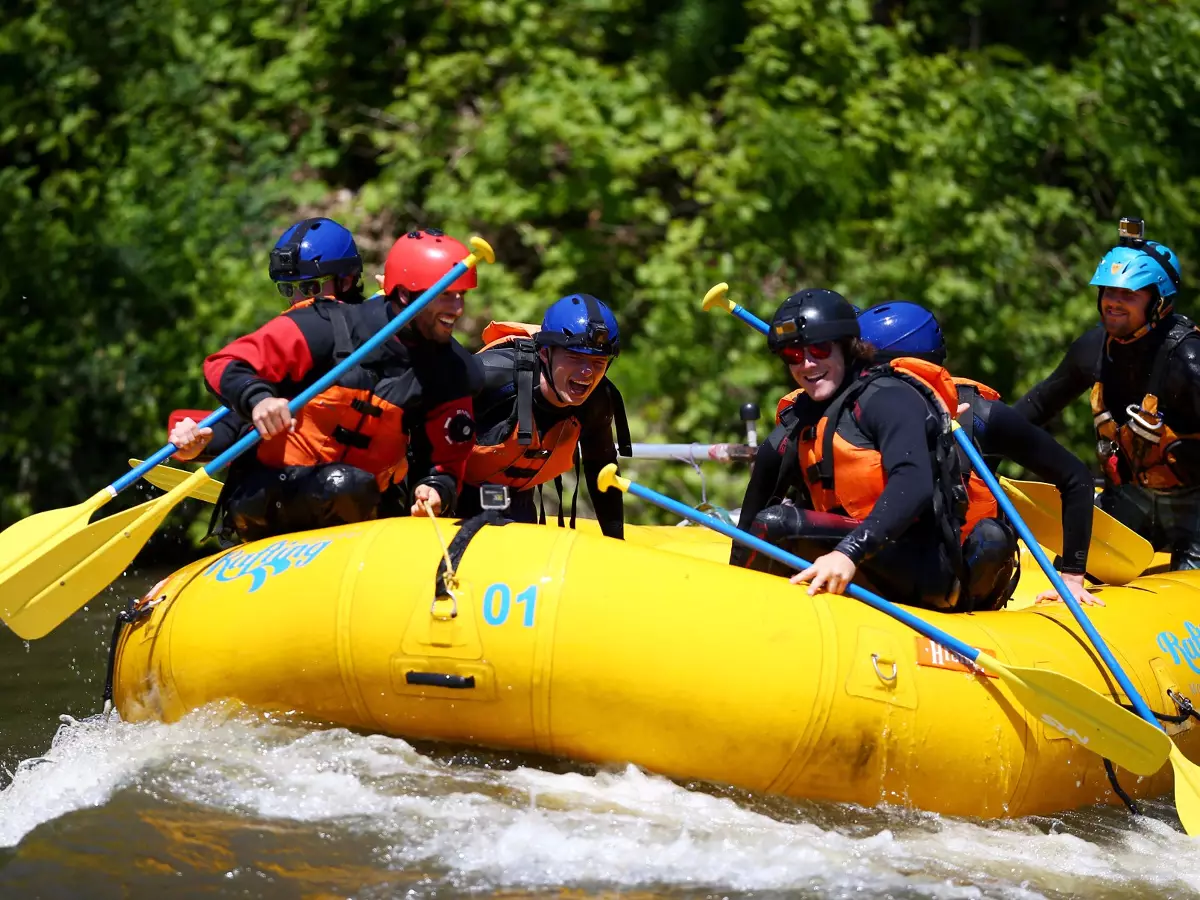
[114,518,1200,819]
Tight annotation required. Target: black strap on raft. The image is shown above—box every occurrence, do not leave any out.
[435,511,512,599]
[101,597,157,713]
[1103,689,1200,817]
[1103,758,1142,816]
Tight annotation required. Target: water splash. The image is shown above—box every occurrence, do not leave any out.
[1,708,1197,899]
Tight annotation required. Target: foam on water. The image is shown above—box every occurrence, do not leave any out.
[1,709,1198,898]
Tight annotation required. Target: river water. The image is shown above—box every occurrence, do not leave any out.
[2,567,1199,899]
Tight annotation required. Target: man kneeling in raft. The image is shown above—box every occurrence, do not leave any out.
[731,290,1015,612]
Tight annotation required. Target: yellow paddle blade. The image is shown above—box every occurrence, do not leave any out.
[975,652,1170,777]
[0,489,111,584]
[1001,478,1154,585]
[129,459,224,504]
[1,470,214,639]
[1170,745,1200,836]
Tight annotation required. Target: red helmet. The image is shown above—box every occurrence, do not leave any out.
[383,229,477,295]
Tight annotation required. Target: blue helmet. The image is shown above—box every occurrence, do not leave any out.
[537,294,620,357]
[1090,242,1180,300]
[268,218,363,282]
[857,301,946,364]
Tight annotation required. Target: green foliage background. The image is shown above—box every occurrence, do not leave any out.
[3,0,1198,536]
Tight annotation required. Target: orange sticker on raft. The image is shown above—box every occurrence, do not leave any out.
[915,638,998,677]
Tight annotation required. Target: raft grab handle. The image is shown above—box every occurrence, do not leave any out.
[405,671,477,690]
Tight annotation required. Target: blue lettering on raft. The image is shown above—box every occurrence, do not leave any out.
[482,583,538,627]
[1156,621,1200,674]
[201,538,333,593]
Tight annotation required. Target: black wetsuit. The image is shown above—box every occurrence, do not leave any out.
[735,376,1094,609]
[971,400,1094,575]
[1014,319,1200,568]
[734,369,965,610]
[456,346,625,538]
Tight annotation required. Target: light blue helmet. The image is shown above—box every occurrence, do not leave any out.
[1089,242,1180,300]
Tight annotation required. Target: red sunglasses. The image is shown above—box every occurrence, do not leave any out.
[777,341,834,364]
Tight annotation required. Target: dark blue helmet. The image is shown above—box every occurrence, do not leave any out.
[268,218,362,282]
[537,294,620,357]
[857,301,946,364]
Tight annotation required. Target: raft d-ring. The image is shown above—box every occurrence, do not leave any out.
[871,653,898,683]
[430,593,458,620]
[430,582,459,620]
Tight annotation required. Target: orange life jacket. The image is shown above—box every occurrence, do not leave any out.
[776,389,803,426]
[464,322,584,489]
[1091,318,1200,490]
[796,358,963,519]
[776,369,1000,536]
[253,305,409,490]
[480,320,542,350]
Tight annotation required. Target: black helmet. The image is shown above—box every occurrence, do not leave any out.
[767,289,859,353]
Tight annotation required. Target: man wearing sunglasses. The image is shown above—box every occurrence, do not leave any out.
[456,294,631,536]
[168,218,367,463]
[731,289,994,612]
[199,228,481,543]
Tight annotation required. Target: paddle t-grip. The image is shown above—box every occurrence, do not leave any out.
[740,402,760,448]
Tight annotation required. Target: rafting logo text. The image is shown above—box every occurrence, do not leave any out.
[202,538,332,593]
[1156,621,1200,674]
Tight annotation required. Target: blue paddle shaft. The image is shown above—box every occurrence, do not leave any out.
[951,427,1163,729]
[732,304,770,336]
[621,479,983,664]
[108,407,232,496]
[203,259,473,476]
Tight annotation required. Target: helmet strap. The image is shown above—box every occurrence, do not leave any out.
[1126,240,1181,293]
[538,347,572,405]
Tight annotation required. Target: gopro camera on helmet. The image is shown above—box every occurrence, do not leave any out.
[586,322,611,351]
[1118,217,1145,247]
[269,245,300,279]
